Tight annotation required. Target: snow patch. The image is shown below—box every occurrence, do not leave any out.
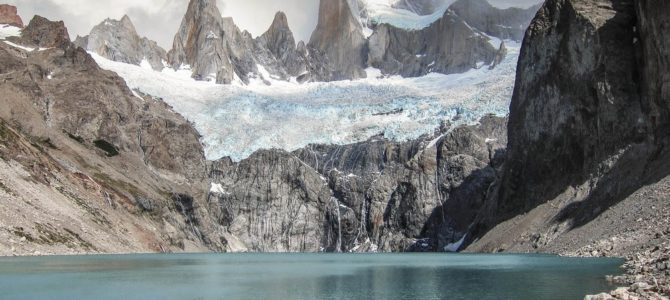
[206,31,219,39]
[444,234,467,252]
[3,40,49,52]
[0,24,20,40]
[139,58,153,70]
[131,90,144,101]
[365,67,383,79]
[210,183,227,194]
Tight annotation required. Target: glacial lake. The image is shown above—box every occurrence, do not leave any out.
[0,253,622,300]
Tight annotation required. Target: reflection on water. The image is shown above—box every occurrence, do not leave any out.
[0,253,622,300]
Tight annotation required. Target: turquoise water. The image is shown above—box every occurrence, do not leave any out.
[0,253,622,300]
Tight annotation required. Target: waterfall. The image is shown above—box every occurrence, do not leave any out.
[332,197,342,253]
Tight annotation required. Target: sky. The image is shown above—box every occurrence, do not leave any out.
[8,0,543,49]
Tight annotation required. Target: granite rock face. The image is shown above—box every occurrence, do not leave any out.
[487,0,644,222]
[160,0,539,84]
[0,4,22,27]
[168,0,240,83]
[368,10,499,77]
[307,0,368,81]
[209,116,507,252]
[449,0,541,42]
[168,0,305,84]
[78,16,167,71]
[465,0,670,264]
[367,0,541,77]
[256,12,307,78]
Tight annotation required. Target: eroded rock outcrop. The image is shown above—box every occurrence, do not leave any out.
[77,15,167,71]
[0,4,22,27]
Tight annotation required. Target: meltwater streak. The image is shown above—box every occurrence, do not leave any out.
[0,253,622,300]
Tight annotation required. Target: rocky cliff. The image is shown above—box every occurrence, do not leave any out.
[75,16,167,71]
[0,15,225,255]
[368,10,499,77]
[167,0,308,84]
[367,0,541,77]
[255,11,308,80]
[307,0,368,81]
[208,116,507,252]
[0,4,22,27]
[463,0,670,297]
[449,0,542,41]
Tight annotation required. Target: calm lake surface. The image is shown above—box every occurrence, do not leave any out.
[0,253,622,300]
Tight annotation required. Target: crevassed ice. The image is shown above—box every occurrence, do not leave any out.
[90,42,519,162]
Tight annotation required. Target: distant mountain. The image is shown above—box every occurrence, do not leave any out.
[449,0,542,41]
[76,0,539,85]
[75,15,167,71]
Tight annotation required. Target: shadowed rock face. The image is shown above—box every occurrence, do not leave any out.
[368,10,499,77]
[0,4,22,27]
[308,0,368,81]
[465,0,670,258]
[14,16,70,49]
[494,0,643,219]
[449,0,542,42]
[77,16,167,71]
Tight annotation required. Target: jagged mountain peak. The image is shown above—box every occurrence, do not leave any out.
[270,11,290,29]
[79,15,167,71]
[308,0,367,81]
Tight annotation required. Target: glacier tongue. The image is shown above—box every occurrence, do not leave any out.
[90,42,519,162]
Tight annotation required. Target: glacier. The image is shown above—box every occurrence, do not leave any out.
[360,0,455,30]
[90,42,519,162]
